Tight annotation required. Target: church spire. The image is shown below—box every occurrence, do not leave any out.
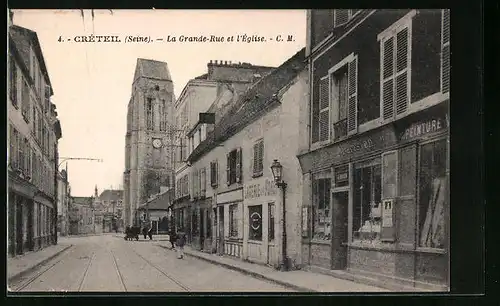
[95,185,98,198]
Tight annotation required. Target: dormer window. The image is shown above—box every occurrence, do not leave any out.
[334,9,361,27]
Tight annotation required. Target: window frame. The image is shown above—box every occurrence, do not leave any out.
[252,139,264,178]
[229,203,238,238]
[268,202,275,242]
[379,10,415,123]
[440,9,450,94]
[311,169,332,242]
[248,204,263,241]
[333,9,361,28]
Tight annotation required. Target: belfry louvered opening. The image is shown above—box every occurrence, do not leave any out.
[381,24,411,121]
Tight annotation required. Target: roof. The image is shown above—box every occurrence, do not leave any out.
[133,58,172,82]
[72,196,93,206]
[137,189,174,211]
[187,48,306,163]
[99,189,124,202]
[9,25,54,95]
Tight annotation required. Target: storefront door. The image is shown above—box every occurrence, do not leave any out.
[200,209,205,250]
[331,191,348,270]
[217,206,224,255]
[16,199,23,255]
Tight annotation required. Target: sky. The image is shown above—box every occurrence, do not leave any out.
[11,9,307,197]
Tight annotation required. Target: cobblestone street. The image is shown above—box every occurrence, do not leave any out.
[8,235,294,292]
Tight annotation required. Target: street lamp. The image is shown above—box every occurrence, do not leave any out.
[270,159,290,271]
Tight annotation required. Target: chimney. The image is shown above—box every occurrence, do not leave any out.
[215,60,218,65]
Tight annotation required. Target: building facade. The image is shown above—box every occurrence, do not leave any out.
[298,9,450,290]
[181,50,308,268]
[69,196,95,235]
[57,169,70,236]
[8,22,62,257]
[136,188,174,234]
[123,59,176,228]
[173,60,276,246]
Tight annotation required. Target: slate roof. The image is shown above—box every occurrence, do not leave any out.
[134,58,172,81]
[98,189,123,202]
[137,189,174,211]
[187,48,306,163]
[9,25,54,95]
[72,196,93,206]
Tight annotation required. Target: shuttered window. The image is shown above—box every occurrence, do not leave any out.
[381,24,411,120]
[9,125,18,169]
[10,55,18,107]
[318,77,330,142]
[253,139,264,177]
[200,167,206,196]
[441,9,450,93]
[210,160,218,187]
[227,149,242,185]
[334,9,360,27]
[330,54,358,141]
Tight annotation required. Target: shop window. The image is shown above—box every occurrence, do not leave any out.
[268,203,275,241]
[229,204,238,237]
[353,160,382,241]
[248,205,263,241]
[312,171,331,241]
[418,139,447,249]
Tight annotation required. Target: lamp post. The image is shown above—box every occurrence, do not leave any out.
[270,159,289,272]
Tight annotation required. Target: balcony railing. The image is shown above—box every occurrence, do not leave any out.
[333,118,347,141]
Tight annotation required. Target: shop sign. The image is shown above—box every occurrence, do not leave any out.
[399,114,449,142]
[244,179,278,200]
[334,165,349,187]
[339,138,376,158]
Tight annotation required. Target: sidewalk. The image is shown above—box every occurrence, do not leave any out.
[7,243,73,283]
[112,233,171,241]
[156,241,389,293]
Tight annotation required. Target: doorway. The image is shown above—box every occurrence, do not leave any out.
[217,206,224,255]
[200,209,205,250]
[16,199,23,255]
[331,191,348,270]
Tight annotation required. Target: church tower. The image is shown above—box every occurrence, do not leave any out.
[123,59,175,227]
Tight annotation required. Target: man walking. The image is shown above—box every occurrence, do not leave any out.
[169,227,176,250]
[176,228,186,259]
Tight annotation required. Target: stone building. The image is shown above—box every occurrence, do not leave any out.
[123,59,176,227]
[69,196,95,235]
[8,19,62,257]
[183,49,308,269]
[57,169,70,236]
[173,60,276,245]
[298,9,450,290]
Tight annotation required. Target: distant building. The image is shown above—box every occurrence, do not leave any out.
[123,58,176,228]
[93,187,124,233]
[57,169,70,236]
[69,196,94,235]
[8,17,62,257]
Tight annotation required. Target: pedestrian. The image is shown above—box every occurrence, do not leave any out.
[176,229,186,259]
[169,227,177,250]
[147,227,153,240]
[142,226,148,240]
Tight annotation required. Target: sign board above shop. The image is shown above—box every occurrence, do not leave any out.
[395,106,449,143]
[244,178,278,200]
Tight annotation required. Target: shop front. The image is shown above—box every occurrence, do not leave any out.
[243,177,279,266]
[191,197,212,251]
[216,188,244,258]
[173,197,191,243]
[299,102,449,290]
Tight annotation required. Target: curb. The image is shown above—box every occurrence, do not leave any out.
[8,244,74,283]
[157,244,314,293]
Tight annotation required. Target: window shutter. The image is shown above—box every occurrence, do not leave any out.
[395,27,409,115]
[334,10,349,27]
[442,9,450,93]
[382,37,395,120]
[318,77,330,141]
[253,143,259,174]
[347,56,358,134]
[226,153,231,185]
[236,148,242,183]
[259,141,264,174]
